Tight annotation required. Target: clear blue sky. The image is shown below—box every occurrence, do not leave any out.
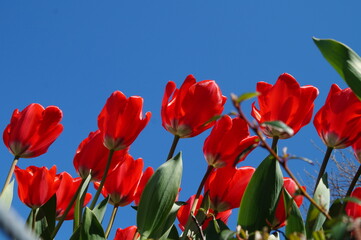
[1,1,361,239]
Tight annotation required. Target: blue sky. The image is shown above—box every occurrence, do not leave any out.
[1,1,361,239]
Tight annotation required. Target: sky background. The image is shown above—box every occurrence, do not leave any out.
[1,1,361,239]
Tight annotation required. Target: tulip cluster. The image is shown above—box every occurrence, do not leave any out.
[3,67,361,240]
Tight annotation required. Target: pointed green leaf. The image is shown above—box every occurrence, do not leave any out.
[220,230,237,240]
[137,152,183,239]
[165,225,179,240]
[232,92,260,104]
[205,219,230,240]
[92,196,109,223]
[81,207,105,240]
[238,154,283,233]
[37,194,56,235]
[69,226,81,240]
[74,174,91,230]
[313,37,361,99]
[306,174,330,239]
[0,179,14,210]
[158,202,185,240]
[284,190,306,237]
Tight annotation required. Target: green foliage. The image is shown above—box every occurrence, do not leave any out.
[313,37,361,99]
[238,154,283,233]
[284,190,306,237]
[306,174,330,238]
[0,179,14,210]
[137,152,183,239]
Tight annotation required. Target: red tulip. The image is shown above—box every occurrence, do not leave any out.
[251,73,318,139]
[94,154,149,207]
[133,167,154,205]
[314,84,361,149]
[345,187,361,219]
[56,172,92,220]
[98,91,151,151]
[204,166,255,212]
[177,195,232,231]
[273,177,304,228]
[3,103,63,158]
[114,226,139,240]
[73,130,128,181]
[203,115,259,168]
[14,165,60,209]
[161,75,227,138]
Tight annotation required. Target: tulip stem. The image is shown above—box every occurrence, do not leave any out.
[105,205,118,238]
[51,177,86,239]
[271,137,279,150]
[90,149,115,210]
[346,164,361,197]
[31,209,36,231]
[1,157,19,196]
[167,135,180,161]
[313,147,333,194]
[232,98,332,220]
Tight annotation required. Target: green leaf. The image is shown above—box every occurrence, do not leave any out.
[92,196,109,223]
[284,190,306,237]
[74,174,91,230]
[305,173,330,239]
[0,179,14,210]
[137,152,183,239]
[37,194,57,236]
[205,219,230,240]
[80,207,105,240]
[238,154,283,233]
[158,202,185,240]
[165,225,179,240]
[313,37,361,99]
[231,92,260,104]
[220,230,237,240]
[69,226,81,240]
[261,121,294,138]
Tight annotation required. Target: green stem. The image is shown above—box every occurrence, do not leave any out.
[52,177,86,239]
[31,209,36,231]
[1,157,19,196]
[346,164,361,197]
[313,147,333,194]
[105,205,118,238]
[90,149,115,210]
[271,136,279,150]
[167,135,180,161]
[181,166,214,239]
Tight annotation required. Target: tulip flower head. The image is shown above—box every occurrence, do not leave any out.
[98,91,151,151]
[176,194,232,231]
[94,154,151,207]
[114,226,139,240]
[314,84,361,149]
[56,172,92,220]
[252,73,318,139]
[345,187,361,219]
[3,103,63,158]
[73,130,128,181]
[14,165,60,209]
[204,166,255,212]
[161,75,227,138]
[203,115,259,168]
